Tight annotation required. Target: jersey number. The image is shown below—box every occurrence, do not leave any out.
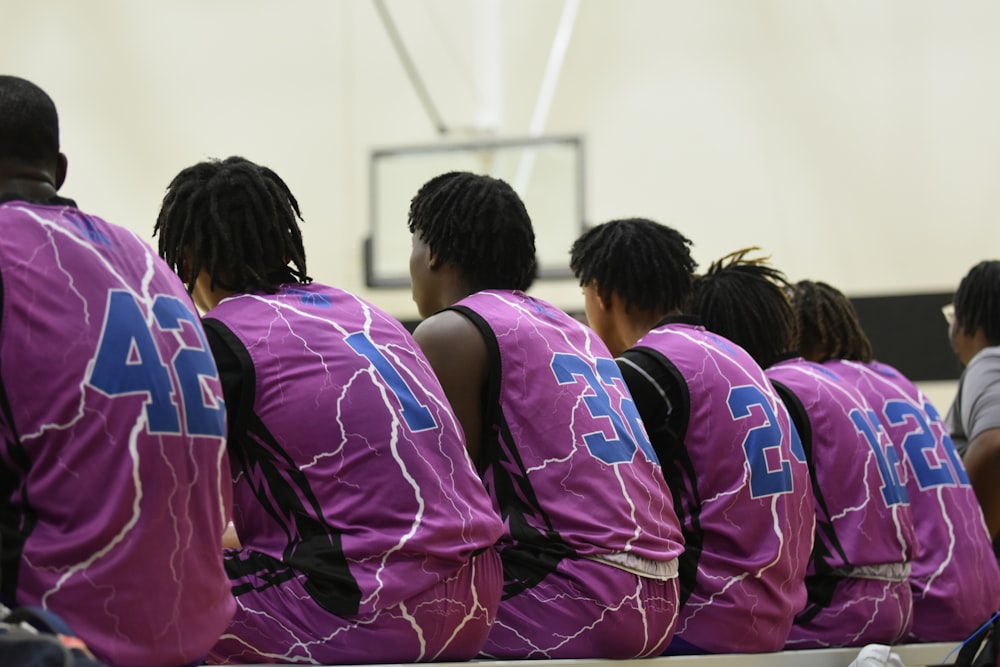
[87,291,224,436]
[346,331,437,432]
[849,408,909,506]
[551,353,656,465]
[728,385,805,498]
[883,399,970,489]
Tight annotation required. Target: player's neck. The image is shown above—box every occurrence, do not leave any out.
[612,306,671,357]
[192,271,237,314]
[0,157,64,203]
[0,177,59,203]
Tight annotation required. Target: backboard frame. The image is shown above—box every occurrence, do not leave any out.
[365,134,586,288]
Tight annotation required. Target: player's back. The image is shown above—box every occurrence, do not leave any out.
[767,358,916,570]
[206,282,503,616]
[826,358,1000,641]
[767,357,917,647]
[628,323,814,653]
[450,290,684,571]
[0,199,234,667]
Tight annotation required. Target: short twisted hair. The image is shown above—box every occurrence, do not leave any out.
[954,260,1000,345]
[154,156,309,294]
[791,280,873,362]
[407,171,537,291]
[689,247,797,369]
[569,218,697,314]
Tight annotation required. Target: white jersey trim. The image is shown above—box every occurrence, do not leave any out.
[836,562,910,582]
[587,552,680,581]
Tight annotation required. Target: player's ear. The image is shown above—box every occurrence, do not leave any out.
[593,282,612,311]
[177,248,194,284]
[54,153,68,189]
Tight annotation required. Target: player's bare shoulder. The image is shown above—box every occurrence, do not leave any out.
[412,308,487,373]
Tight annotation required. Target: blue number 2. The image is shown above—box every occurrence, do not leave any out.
[88,291,224,437]
[551,353,656,465]
[884,400,970,489]
[728,385,802,498]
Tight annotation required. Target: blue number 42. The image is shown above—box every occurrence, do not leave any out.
[87,291,224,437]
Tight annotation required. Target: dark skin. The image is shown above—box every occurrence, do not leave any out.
[409,232,489,466]
[412,311,488,466]
[0,153,67,201]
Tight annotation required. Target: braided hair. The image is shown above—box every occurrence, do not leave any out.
[689,247,797,369]
[569,218,696,314]
[954,260,1000,345]
[791,280,873,362]
[0,75,60,168]
[407,171,537,292]
[154,156,309,294]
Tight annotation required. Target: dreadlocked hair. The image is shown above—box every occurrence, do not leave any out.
[791,280,873,363]
[407,171,537,292]
[569,218,697,314]
[954,260,1000,345]
[154,156,309,295]
[689,247,797,369]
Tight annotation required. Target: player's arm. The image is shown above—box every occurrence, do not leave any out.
[959,360,1000,538]
[412,310,488,466]
[964,427,1000,539]
[222,521,242,549]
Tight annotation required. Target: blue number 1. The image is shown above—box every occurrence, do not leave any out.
[850,408,908,506]
[346,331,436,432]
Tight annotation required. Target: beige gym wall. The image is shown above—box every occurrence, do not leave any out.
[2,0,995,328]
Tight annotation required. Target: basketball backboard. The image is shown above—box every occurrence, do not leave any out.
[366,135,585,287]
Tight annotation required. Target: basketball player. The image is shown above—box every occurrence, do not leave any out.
[569,218,814,654]
[0,75,234,667]
[690,249,918,648]
[792,279,1000,642]
[407,172,685,659]
[154,157,503,664]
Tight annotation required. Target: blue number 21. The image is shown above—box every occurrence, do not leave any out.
[87,291,224,437]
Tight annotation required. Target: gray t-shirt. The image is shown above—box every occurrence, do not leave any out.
[946,345,1000,456]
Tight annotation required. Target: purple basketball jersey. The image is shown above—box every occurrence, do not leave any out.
[767,358,916,572]
[767,358,918,646]
[207,283,503,618]
[634,324,814,653]
[826,359,1000,641]
[451,291,684,568]
[0,201,234,667]
[453,290,684,659]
